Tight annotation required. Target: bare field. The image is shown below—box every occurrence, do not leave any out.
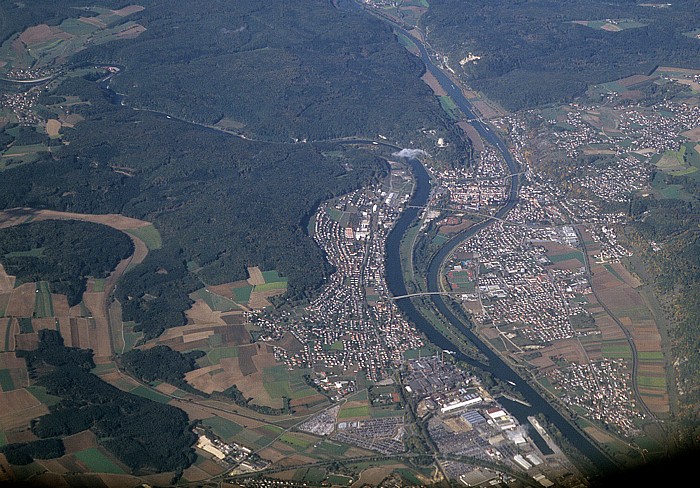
[681,127,700,142]
[205,283,237,300]
[14,333,39,350]
[185,299,225,325]
[610,262,641,288]
[472,100,503,119]
[62,430,98,454]
[290,393,326,408]
[82,292,112,358]
[19,24,57,45]
[45,119,61,138]
[271,332,304,355]
[30,317,55,332]
[183,464,210,482]
[457,121,485,151]
[5,282,35,317]
[355,464,405,487]
[247,266,265,285]
[596,316,627,341]
[51,294,70,317]
[112,5,146,16]
[197,458,226,476]
[438,218,475,235]
[0,264,16,292]
[540,338,588,364]
[155,382,179,395]
[0,352,25,369]
[421,71,447,96]
[0,389,48,431]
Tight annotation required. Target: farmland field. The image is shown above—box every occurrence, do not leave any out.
[74,448,125,475]
[33,281,53,318]
[338,405,370,419]
[438,96,459,120]
[128,385,171,404]
[125,225,162,251]
[202,416,244,440]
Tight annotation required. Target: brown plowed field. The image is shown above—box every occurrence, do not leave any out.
[5,282,35,317]
[0,389,48,431]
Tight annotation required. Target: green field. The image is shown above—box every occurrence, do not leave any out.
[261,270,285,282]
[59,18,100,36]
[90,363,117,375]
[370,406,404,418]
[338,405,370,419]
[280,432,313,450]
[18,317,33,334]
[293,466,326,484]
[438,96,459,120]
[602,341,633,360]
[396,33,419,55]
[0,369,14,391]
[202,416,244,440]
[395,468,424,486]
[120,322,143,353]
[432,233,449,246]
[195,289,240,312]
[403,345,436,360]
[232,285,253,303]
[125,224,162,250]
[637,375,667,389]
[33,281,53,318]
[128,385,171,404]
[206,345,239,365]
[262,365,317,400]
[3,318,11,348]
[2,144,50,157]
[327,474,353,486]
[638,351,664,361]
[314,440,349,456]
[655,143,700,176]
[74,448,125,474]
[572,19,646,31]
[253,281,287,292]
[548,251,584,264]
[4,247,44,258]
[92,279,105,293]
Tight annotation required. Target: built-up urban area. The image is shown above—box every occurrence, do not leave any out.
[250,162,424,387]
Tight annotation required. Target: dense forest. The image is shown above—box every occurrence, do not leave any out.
[17,331,197,473]
[73,0,449,143]
[0,220,133,305]
[423,0,700,110]
[121,345,203,392]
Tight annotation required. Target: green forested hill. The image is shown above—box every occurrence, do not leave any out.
[0,0,459,338]
[423,0,700,110]
[73,0,448,142]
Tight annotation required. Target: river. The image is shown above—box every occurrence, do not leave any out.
[350,7,620,477]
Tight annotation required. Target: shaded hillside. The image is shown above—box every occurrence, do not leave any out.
[423,0,700,110]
